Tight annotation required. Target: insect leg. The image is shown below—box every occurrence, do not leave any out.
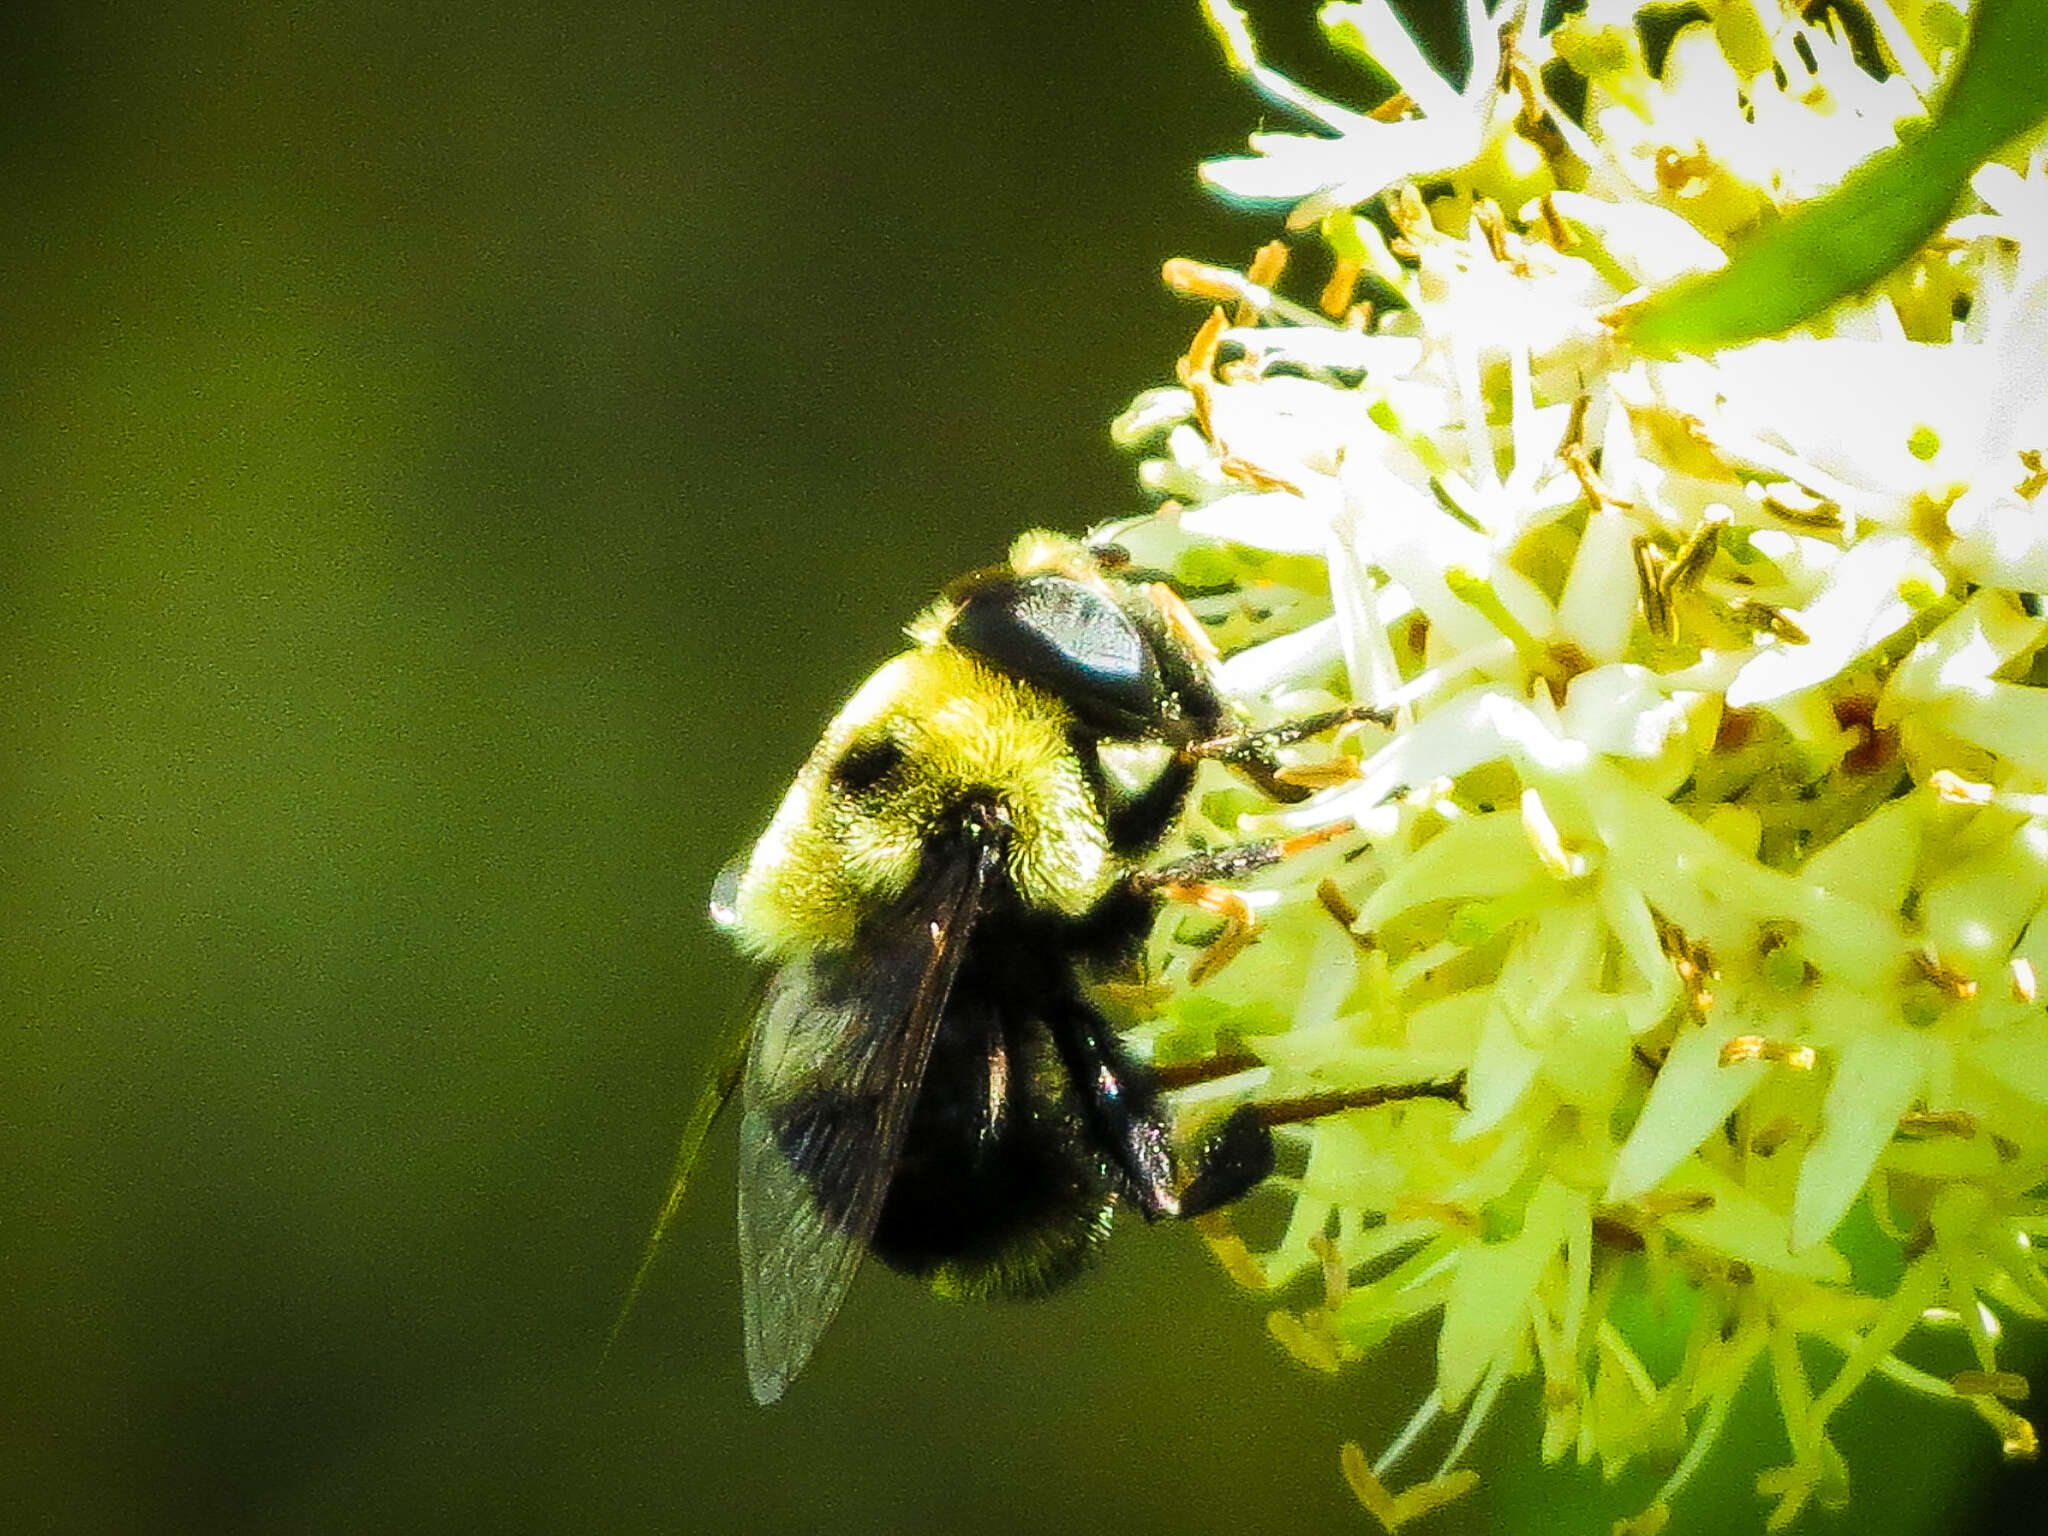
[1130,820,1354,894]
[1172,1074,1468,1220]
[1048,996,1285,1221]
[1133,823,1354,983]
[1184,704,1391,804]
[1100,753,1196,855]
[1175,1103,1275,1217]
[1044,994,1183,1218]
[1187,704,1393,762]
[1249,1072,1469,1128]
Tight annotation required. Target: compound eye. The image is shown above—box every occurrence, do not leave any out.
[946,573,1163,736]
[830,736,905,795]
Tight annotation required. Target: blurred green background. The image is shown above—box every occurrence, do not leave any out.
[1,2,2041,1532]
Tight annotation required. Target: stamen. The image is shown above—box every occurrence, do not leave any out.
[1145,579,1224,667]
[1508,60,1572,170]
[2016,447,2047,500]
[1309,1231,1351,1310]
[1982,1401,2038,1460]
[1321,257,1363,318]
[1750,1116,1803,1156]
[1560,393,1591,454]
[1273,756,1364,790]
[1728,597,1810,644]
[1194,1211,1269,1291]
[1662,511,1728,595]
[1653,144,1713,193]
[1720,1036,1817,1070]
[1367,90,1415,124]
[1240,239,1289,327]
[1951,1369,2030,1400]
[1390,1197,1482,1235]
[1160,259,1326,326]
[1755,482,1845,530]
[1176,304,1227,388]
[1340,1442,1402,1530]
[1633,537,1676,641]
[1316,878,1377,951]
[1387,184,1432,256]
[1637,1190,1715,1219]
[1164,260,1240,304]
[1219,454,1303,494]
[1912,950,1978,999]
[1651,910,1717,1017]
[1473,198,1515,267]
[2012,957,2039,1005]
[1276,822,1355,859]
[1893,1110,1974,1145]
[1189,920,1258,985]
[1268,1307,1342,1373]
[1342,1440,1479,1535]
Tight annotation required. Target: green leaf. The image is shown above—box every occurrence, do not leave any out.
[1623,0,2048,356]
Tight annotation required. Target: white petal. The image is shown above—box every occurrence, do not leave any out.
[1559,664,1695,760]
[1709,340,1992,498]
[1554,507,1640,665]
[1791,1022,1929,1250]
[1180,487,1335,554]
[1201,138,1359,203]
[1110,387,1194,446]
[1541,193,1728,288]
[1724,533,1923,708]
[1607,1021,1766,1202]
[1223,325,1424,376]
[1463,992,1544,1140]
[1798,796,1923,920]
[1967,1008,2048,1107]
[1437,1177,1573,1409]
[1216,617,1343,698]
[1661,1159,1850,1283]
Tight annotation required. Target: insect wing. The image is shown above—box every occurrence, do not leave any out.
[601,1010,751,1366]
[736,833,1001,1403]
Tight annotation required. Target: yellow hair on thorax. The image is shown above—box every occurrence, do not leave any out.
[730,644,1118,961]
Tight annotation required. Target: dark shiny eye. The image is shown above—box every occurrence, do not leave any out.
[946,573,1163,737]
[831,738,904,794]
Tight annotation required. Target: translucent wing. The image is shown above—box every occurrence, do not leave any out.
[598,1006,752,1369]
[737,831,1002,1404]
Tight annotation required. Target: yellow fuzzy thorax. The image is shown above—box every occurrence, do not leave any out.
[729,643,1118,961]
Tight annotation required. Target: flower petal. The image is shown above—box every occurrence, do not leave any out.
[1792,1022,1931,1251]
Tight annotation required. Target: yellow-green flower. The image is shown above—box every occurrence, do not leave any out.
[1109,1,2047,1528]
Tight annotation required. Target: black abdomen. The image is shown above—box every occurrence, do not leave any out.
[869,911,1126,1299]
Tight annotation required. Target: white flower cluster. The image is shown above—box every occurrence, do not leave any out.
[1109,1,2048,1528]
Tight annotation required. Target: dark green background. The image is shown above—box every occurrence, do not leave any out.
[1,3,2040,1531]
